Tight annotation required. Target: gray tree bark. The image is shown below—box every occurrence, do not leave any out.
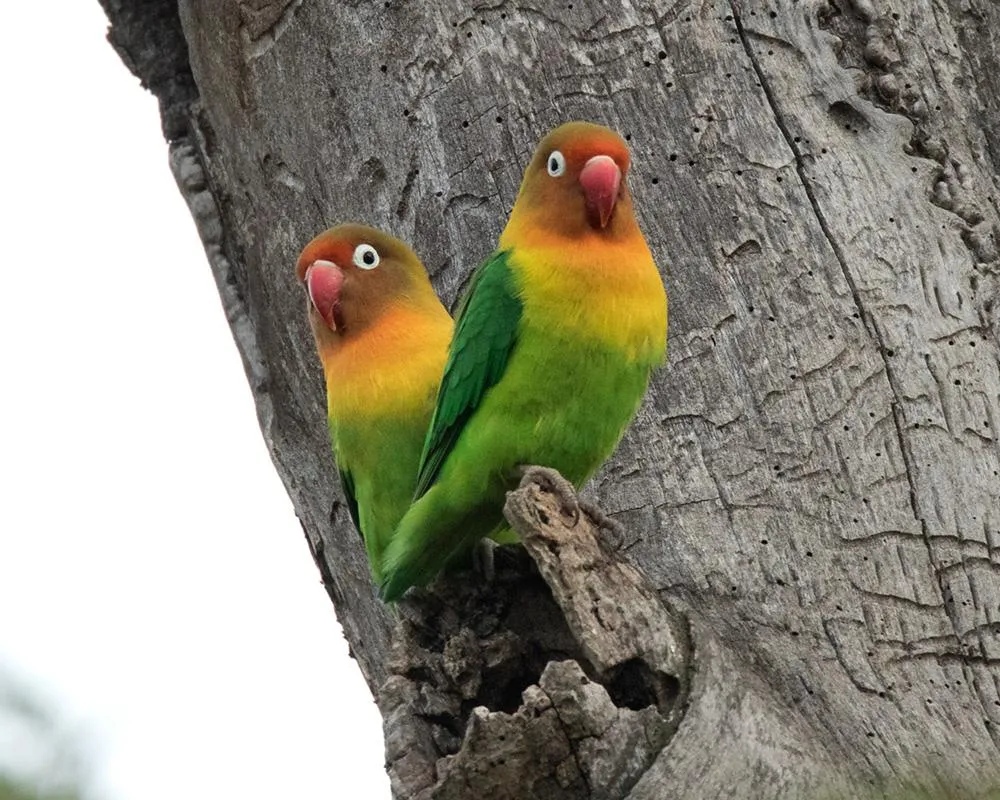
[99,0,1000,797]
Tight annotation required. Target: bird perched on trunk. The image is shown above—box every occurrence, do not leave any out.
[380,121,668,601]
[296,224,452,584]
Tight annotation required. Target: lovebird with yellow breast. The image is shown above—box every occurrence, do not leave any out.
[381,121,668,601]
[297,224,452,584]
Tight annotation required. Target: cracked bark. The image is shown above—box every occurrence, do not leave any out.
[98,0,1000,797]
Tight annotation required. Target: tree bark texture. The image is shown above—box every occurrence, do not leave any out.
[100,0,1000,796]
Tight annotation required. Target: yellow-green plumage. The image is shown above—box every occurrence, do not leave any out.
[380,122,667,600]
[297,224,452,584]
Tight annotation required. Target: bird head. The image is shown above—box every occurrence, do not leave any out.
[295,223,429,343]
[507,121,635,240]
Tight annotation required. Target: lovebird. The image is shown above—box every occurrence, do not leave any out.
[380,121,668,601]
[296,224,452,584]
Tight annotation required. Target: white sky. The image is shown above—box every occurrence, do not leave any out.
[0,4,388,798]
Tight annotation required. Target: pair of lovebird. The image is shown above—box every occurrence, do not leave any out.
[295,121,668,602]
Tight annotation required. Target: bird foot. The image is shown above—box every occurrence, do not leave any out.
[518,465,581,525]
[517,465,624,549]
[471,537,498,583]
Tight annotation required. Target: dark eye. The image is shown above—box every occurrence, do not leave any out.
[352,243,380,270]
[547,150,566,177]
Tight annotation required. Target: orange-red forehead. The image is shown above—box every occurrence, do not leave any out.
[537,122,631,170]
[296,233,355,281]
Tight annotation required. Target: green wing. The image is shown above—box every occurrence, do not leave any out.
[338,467,362,539]
[412,250,522,500]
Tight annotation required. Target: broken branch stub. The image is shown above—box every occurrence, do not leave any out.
[503,470,691,726]
[380,469,690,799]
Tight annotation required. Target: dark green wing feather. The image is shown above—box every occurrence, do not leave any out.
[412,250,522,500]
[338,467,362,539]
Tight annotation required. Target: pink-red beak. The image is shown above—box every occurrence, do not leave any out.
[579,154,622,229]
[305,259,345,331]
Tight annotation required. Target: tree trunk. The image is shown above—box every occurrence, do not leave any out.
[99,0,1000,796]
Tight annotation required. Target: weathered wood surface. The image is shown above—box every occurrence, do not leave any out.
[100,0,1000,796]
[380,472,690,799]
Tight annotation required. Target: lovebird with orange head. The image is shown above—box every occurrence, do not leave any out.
[380,121,668,601]
[296,224,453,584]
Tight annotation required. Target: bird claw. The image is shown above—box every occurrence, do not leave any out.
[518,465,581,525]
[578,497,626,551]
[517,465,624,549]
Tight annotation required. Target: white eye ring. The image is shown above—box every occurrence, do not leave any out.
[352,243,380,270]
[546,150,566,177]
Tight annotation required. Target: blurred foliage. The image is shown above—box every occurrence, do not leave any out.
[0,666,93,800]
